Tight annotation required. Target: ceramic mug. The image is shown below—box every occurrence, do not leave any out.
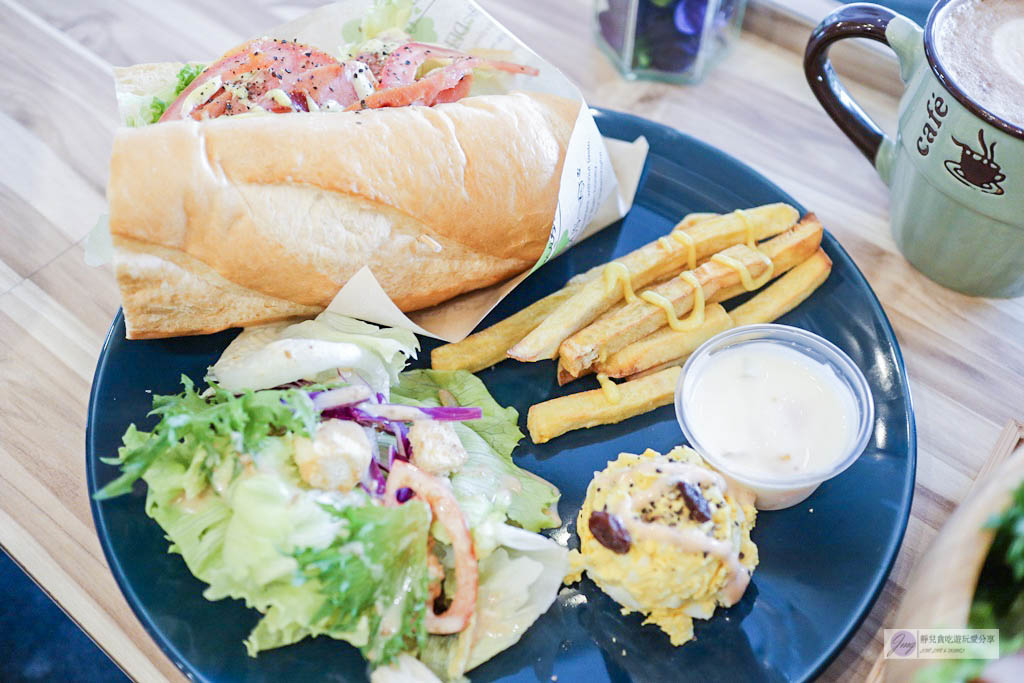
[805,0,1024,297]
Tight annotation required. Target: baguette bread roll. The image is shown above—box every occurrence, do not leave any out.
[108,91,580,339]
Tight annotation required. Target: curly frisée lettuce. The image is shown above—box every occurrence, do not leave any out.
[94,376,317,499]
[292,500,432,663]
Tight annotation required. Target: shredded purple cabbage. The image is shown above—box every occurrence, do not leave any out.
[415,405,482,421]
[393,421,411,460]
[395,487,414,503]
[322,404,384,425]
[365,459,387,495]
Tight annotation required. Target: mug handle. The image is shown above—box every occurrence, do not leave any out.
[804,3,924,184]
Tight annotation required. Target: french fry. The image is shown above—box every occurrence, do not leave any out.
[556,357,576,386]
[557,252,741,385]
[624,249,832,380]
[508,203,799,362]
[677,212,718,228]
[431,288,581,372]
[558,219,823,376]
[708,214,824,304]
[729,248,832,326]
[558,244,767,376]
[555,266,720,385]
[527,366,681,444]
[626,358,687,381]
[596,303,733,378]
[432,212,718,372]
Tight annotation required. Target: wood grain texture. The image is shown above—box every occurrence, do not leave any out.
[0,1,1020,681]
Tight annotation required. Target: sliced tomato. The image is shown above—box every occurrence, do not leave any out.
[350,60,477,110]
[160,38,360,121]
[385,461,477,635]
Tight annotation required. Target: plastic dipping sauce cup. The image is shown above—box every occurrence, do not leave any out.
[675,324,874,510]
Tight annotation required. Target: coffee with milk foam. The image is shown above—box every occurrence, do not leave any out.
[933,0,1024,128]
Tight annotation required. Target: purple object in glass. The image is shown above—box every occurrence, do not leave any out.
[674,0,707,36]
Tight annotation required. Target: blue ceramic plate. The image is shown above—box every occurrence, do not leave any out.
[87,109,915,682]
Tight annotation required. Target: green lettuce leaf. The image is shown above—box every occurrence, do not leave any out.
[142,97,167,124]
[370,654,443,683]
[142,454,234,579]
[361,0,414,39]
[341,0,437,59]
[391,370,560,533]
[175,63,204,95]
[209,312,418,395]
[293,499,432,663]
[121,63,205,127]
[281,312,418,387]
[94,376,316,500]
[144,463,348,656]
[985,481,1024,580]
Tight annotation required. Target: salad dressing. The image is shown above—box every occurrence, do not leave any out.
[711,252,774,291]
[657,230,698,270]
[181,75,223,117]
[640,271,705,331]
[685,341,858,481]
[672,229,698,270]
[733,208,756,248]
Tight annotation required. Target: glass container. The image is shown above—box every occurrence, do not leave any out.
[595,0,748,83]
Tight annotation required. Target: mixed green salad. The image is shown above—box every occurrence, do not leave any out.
[921,481,1024,682]
[96,311,567,681]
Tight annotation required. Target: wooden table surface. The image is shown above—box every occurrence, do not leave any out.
[2,0,1022,681]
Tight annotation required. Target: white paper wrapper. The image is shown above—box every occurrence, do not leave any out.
[93,0,648,342]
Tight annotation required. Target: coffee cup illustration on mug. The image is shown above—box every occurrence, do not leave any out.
[805,0,1024,298]
[945,129,1006,195]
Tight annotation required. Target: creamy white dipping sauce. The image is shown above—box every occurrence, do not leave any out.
[685,341,857,481]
